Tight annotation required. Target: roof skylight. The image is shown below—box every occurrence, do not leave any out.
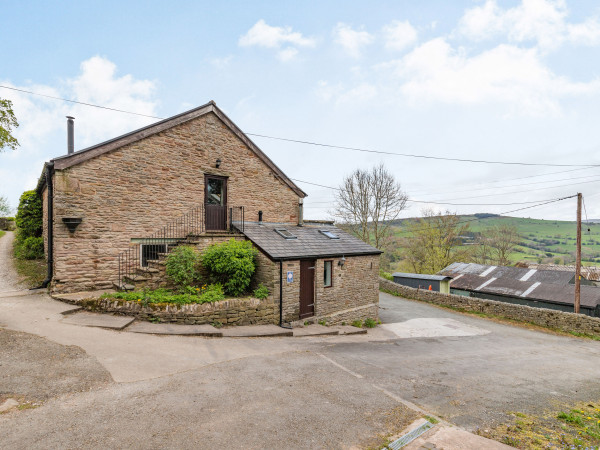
[275,228,297,239]
[319,230,339,239]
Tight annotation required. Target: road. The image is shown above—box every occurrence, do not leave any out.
[1,229,599,448]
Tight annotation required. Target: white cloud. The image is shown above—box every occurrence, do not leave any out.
[458,0,600,49]
[382,20,418,51]
[239,20,315,60]
[315,80,377,105]
[333,23,374,58]
[386,37,600,115]
[0,56,158,205]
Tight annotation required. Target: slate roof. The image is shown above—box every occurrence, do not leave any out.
[392,273,451,281]
[241,222,382,260]
[440,262,600,309]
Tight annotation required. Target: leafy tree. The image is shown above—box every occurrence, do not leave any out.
[0,195,11,216]
[473,224,520,266]
[0,99,19,152]
[15,190,42,239]
[201,239,257,296]
[404,210,471,274]
[334,163,407,249]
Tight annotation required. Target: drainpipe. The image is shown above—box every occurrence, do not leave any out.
[278,260,292,329]
[298,198,304,227]
[37,162,54,289]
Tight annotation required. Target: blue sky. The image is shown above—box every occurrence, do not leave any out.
[2,0,600,220]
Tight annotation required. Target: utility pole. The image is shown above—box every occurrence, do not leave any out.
[575,193,582,314]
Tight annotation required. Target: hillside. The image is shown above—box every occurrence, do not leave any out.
[390,214,600,269]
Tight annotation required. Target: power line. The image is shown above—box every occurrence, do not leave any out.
[0,85,163,120]
[291,178,574,206]
[2,84,598,168]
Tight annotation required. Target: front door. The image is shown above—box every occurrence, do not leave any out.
[299,260,315,319]
[205,175,227,231]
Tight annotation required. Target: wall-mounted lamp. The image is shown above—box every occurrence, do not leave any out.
[216,158,221,168]
[62,217,82,233]
[338,256,346,268]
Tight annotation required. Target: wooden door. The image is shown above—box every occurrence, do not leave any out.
[205,175,227,231]
[299,260,315,319]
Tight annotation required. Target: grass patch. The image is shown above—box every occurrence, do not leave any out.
[101,285,225,306]
[424,415,439,424]
[12,255,46,288]
[0,230,5,239]
[478,401,600,449]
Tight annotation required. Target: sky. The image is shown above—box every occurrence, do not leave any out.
[2,0,600,221]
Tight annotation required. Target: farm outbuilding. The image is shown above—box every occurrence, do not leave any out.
[392,273,452,294]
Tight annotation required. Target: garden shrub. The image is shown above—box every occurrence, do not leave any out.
[253,283,269,299]
[201,239,257,296]
[15,236,44,260]
[364,318,377,328]
[102,284,224,305]
[15,190,42,239]
[165,246,201,290]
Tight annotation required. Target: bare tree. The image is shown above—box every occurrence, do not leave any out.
[0,195,11,217]
[334,164,407,249]
[473,224,520,266]
[404,209,471,274]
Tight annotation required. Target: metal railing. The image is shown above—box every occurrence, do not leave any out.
[117,204,245,289]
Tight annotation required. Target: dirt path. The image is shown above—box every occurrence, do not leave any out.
[0,231,21,293]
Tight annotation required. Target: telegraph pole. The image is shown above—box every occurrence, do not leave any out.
[575,193,582,314]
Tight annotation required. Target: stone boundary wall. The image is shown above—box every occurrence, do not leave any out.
[380,278,600,337]
[79,296,278,326]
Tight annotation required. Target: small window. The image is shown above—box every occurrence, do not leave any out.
[275,228,297,239]
[324,261,333,287]
[319,230,339,239]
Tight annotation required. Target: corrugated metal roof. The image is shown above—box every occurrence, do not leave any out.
[392,273,452,281]
[241,222,382,260]
[440,262,600,309]
[517,262,600,281]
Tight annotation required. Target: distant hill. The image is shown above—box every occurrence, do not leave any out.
[390,214,600,267]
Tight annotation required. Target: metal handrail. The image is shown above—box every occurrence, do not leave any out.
[117,204,245,289]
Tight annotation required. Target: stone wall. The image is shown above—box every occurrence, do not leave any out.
[81,296,278,326]
[44,111,302,293]
[380,278,600,337]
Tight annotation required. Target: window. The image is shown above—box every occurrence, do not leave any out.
[319,229,339,239]
[275,228,297,239]
[324,260,333,287]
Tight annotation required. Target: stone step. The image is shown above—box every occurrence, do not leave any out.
[113,282,135,291]
[124,274,150,282]
[136,267,160,274]
[147,259,166,266]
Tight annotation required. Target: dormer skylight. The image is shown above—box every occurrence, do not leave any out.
[319,230,339,239]
[275,228,297,239]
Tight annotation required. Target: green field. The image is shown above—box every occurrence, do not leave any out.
[390,214,600,269]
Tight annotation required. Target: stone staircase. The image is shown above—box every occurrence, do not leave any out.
[117,232,245,292]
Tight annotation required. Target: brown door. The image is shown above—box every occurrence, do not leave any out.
[299,260,315,319]
[205,175,227,231]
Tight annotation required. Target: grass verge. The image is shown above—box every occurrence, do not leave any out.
[477,401,600,449]
[0,230,5,239]
[381,288,600,342]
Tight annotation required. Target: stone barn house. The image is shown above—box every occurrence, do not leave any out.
[36,101,381,325]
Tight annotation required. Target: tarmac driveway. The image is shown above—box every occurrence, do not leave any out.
[320,292,600,430]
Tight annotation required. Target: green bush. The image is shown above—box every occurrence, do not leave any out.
[364,318,377,328]
[379,270,393,281]
[351,320,363,328]
[102,285,224,305]
[15,236,44,260]
[165,246,201,290]
[253,283,269,299]
[201,239,257,296]
[15,190,42,239]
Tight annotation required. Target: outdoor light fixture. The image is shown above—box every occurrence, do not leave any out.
[338,256,346,267]
[216,158,221,168]
[62,217,82,233]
